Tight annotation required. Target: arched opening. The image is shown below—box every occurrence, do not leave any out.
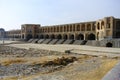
[67,25,69,32]
[81,24,85,31]
[63,34,68,40]
[22,35,24,39]
[35,35,39,38]
[40,35,44,39]
[70,25,72,31]
[57,34,62,39]
[88,33,96,40]
[77,24,80,31]
[97,23,100,30]
[106,42,113,47]
[77,34,84,40]
[44,35,49,39]
[26,34,32,40]
[50,34,55,39]
[87,24,91,31]
[69,34,74,40]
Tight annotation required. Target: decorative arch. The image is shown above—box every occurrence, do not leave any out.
[87,33,96,40]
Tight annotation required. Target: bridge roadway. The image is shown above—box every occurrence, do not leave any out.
[5,42,120,57]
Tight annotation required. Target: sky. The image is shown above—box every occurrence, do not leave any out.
[0,0,120,31]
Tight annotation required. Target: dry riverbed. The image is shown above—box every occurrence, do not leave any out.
[0,45,119,80]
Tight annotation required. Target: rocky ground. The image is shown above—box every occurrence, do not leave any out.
[0,45,119,80]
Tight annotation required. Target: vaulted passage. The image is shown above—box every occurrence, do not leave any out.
[26,34,32,40]
[69,34,74,40]
[87,33,96,40]
[57,34,62,39]
[44,35,49,39]
[63,34,68,40]
[50,34,55,39]
[22,34,24,39]
[77,34,84,40]
[40,35,44,39]
[106,42,113,47]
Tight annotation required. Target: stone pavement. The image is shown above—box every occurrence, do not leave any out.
[102,62,120,80]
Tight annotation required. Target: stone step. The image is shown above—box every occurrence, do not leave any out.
[63,40,75,44]
[28,39,34,43]
[73,40,83,45]
[56,39,66,44]
[32,39,39,43]
[48,39,59,44]
[80,40,87,45]
[38,39,45,44]
[41,39,52,44]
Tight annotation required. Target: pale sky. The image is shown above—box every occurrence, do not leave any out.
[0,0,120,31]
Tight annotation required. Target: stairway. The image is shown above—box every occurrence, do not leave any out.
[63,40,75,44]
[38,39,45,44]
[48,39,59,44]
[56,39,66,44]
[41,39,52,44]
[80,40,87,45]
[28,39,34,43]
[31,39,39,43]
[73,40,83,45]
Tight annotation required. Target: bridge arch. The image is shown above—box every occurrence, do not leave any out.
[77,34,84,40]
[87,33,96,40]
[63,34,68,39]
[57,34,62,39]
[106,42,113,47]
[69,34,74,40]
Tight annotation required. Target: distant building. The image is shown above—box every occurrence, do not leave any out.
[5,16,120,40]
[0,28,5,39]
[20,16,120,40]
[3,16,120,47]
